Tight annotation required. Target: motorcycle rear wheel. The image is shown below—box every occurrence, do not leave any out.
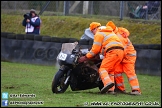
[52,70,70,93]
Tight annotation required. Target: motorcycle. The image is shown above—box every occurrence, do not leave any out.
[51,42,104,94]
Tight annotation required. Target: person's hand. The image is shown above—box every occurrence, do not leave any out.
[94,54,100,60]
[26,19,30,23]
[78,56,88,63]
[143,5,147,9]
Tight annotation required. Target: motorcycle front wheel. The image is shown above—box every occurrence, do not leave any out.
[52,70,70,93]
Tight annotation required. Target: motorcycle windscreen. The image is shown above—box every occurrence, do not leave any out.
[60,42,78,54]
[56,42,78,61]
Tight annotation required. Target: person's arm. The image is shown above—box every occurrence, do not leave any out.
[142,1,150,9]
[30,18,41,27]
[86,33,103,59]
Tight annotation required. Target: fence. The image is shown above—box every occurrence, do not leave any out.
[1,1,161,21]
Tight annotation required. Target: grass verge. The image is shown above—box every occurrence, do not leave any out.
[1,61,161,107]
[1,14,161,44]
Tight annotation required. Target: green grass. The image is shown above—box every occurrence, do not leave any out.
[1,14,161,44]
[1,61,161,107]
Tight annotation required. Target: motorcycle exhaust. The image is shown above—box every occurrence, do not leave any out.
[64,76,70,85]
[64,68,72,85]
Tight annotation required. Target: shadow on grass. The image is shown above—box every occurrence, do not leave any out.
[64,89,134,97]
[2,84,30,89]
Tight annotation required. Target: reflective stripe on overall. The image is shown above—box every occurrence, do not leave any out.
[94,32,124,89]
[114,35,140,92]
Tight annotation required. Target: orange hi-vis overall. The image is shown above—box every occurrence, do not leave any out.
[114,27,141,92]
[85,26,124,91]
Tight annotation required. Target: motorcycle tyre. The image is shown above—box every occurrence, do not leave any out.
[52,70,70,94]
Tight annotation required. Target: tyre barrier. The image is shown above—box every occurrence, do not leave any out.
[1,32,161,76]
[7,33,16,39]
[34,35,43,41]
[134,44,161,50]
[16,34,25,40]
[138,44,148,49]
[60,38,71,43]
[133,44,140,49]
[25,34,35,40]
[34,47,59,60]
[51,37,62,43]
[147,44,161,50]
[42,36,51,42]
[78,39,89,45]
[1,32,14,38]
[69,38,79,43]
[135,49,161,76]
